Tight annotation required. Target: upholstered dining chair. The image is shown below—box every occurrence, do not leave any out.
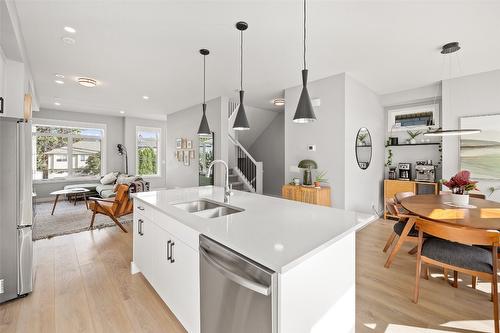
[413,218,500,333]
[88,184,132,233]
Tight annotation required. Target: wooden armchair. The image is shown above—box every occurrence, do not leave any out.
[383,195,419,268]
[88,184,133,233]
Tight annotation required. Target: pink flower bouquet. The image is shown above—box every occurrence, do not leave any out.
[442,170,478,195]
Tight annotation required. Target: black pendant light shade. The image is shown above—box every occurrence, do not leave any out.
[293,0,316,123]
[197,49,211,136]
[293,69,316,123]
[198,103,211,135]
[233,21,250,131]
[233,90,250,130]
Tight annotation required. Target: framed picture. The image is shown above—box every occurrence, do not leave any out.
[189,150,195,159]
[183,151,190,166]
[176,150,182,162]
[187,140,192,149]
[181,138,187,149]
[460,114,500,179]
[175,138,182,149]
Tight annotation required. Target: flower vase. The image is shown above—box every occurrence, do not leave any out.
[451,193,469,206]
[410,138,417,144]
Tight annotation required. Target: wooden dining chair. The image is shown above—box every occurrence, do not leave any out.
[88,184,133,233]
[413,218,500,333]
[394,191,415,204]
[383,195,419,268]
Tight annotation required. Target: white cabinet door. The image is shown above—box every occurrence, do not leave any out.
[133,214,155,280]
[2,60,25,119]
[0,52,5,114]
[165,235,200,333]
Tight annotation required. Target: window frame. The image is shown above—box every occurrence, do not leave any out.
[135,126,161,178]
[32,119,107,183]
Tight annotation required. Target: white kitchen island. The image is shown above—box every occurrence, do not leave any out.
[131,186,376,333]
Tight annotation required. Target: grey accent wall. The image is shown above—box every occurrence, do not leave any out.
[248,113,284,197]
[124,117,167,189]
[284,73,385,213]
[442,70,500,202]
[285,74,346,208]
[166,97,228,189]
[32,108,125,197]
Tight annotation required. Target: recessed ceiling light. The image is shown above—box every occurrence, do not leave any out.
[119,110,125,114]
[61,37,76,45]
[55,80,65,85]
[77,77,97,88]
[54,101,61,106]
[55,74,65,79]
[272,98,285,106]
[142,95,150,100]
[64,26,76,34]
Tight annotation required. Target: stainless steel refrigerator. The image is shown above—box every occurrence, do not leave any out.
[0,117,33,303]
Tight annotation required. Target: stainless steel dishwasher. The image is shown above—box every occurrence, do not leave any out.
[199,235,276,333]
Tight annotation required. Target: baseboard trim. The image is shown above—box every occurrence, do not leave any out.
[130,261,140,275]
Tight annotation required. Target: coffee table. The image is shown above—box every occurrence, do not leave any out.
[50,188,90,215]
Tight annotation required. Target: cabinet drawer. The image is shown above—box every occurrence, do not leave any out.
[134,200,155,221]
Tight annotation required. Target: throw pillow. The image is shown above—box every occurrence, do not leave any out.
[113,175,137,192]
[100,172,118,185]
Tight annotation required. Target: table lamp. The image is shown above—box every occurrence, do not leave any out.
[298,159,317,186]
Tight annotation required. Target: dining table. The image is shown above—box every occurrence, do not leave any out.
[400,193,500,230]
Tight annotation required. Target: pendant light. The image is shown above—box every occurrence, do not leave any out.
[424,42,481,137]
[197,49,211,136]
[293,0,316,123]
[233,21,250,131]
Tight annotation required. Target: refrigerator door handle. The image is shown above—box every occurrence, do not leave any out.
[17,121,32,227]
[17,226,33,295]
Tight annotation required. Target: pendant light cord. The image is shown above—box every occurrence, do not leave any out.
[240,30,243,91]
[303,0,307,70]
[203,54,206,104]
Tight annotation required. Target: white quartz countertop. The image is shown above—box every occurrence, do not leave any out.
[133,186,377,273]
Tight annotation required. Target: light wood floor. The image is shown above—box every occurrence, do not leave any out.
[0,219,495,333]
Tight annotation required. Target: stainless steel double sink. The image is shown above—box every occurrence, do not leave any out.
[172,199,244,218]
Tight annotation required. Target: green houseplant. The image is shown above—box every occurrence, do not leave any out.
[407,130,422,144]
[314,171,328,188]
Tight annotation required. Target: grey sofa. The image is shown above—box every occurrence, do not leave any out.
[63,174,146,199]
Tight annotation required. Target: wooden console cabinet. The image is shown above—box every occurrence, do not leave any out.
[383,179,439,219]
[282,184,331,207]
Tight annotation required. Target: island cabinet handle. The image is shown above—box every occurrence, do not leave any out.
[170,242,175,263]
[166,240,172,261]
[138,219,144,236]
[137,206,145,211]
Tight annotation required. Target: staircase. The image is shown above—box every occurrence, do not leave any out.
[227,100,263,194]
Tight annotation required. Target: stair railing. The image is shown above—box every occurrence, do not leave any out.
[227,100,263,194]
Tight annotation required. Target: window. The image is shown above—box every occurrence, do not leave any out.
[136,127,161,177]
[32,121,105,181]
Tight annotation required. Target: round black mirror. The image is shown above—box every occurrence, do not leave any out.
[356,127,372,170]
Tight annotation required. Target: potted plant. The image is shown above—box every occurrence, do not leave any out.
[314,171,328,188]
[407,130,422,144]
[357,132,368,146]
[442,170,478,206]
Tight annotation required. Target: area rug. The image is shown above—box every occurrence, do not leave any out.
[33,199,132,240]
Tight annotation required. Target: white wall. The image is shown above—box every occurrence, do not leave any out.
[284,73,384,213]
[248,113,285,197]
[32,108,126,197]
[442,70,500,201]
[166,96,228,189]
[344,75,385,213]
[285,74,346,208]
[236,106,279,149]
[124,116,167,189]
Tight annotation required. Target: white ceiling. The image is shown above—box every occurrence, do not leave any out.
[13,0,500,120]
